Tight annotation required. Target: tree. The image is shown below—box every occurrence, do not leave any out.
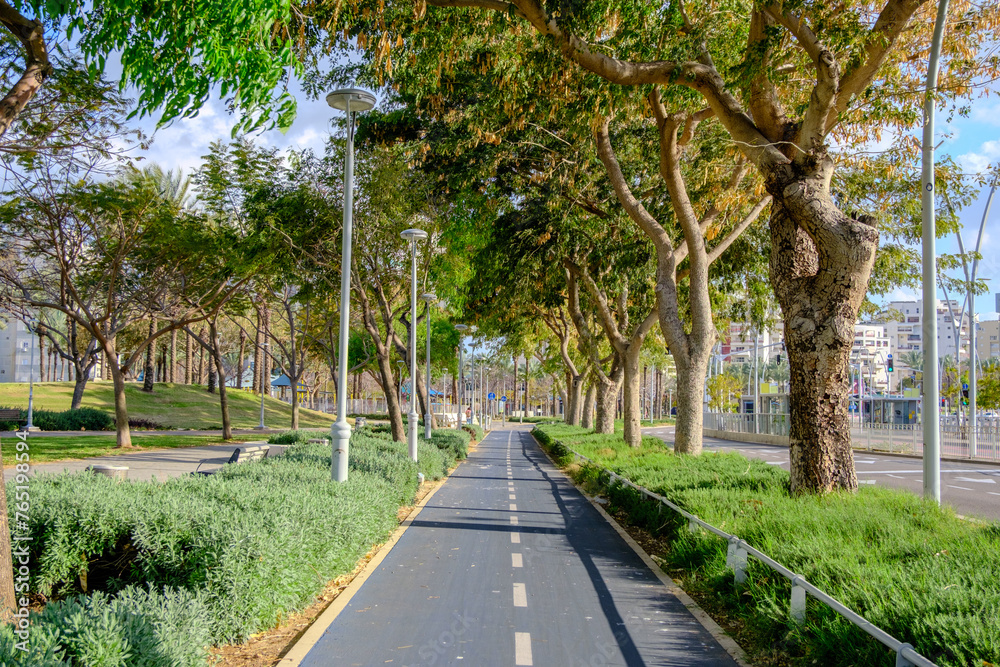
[0,163,251,446]
[350,0,999,493]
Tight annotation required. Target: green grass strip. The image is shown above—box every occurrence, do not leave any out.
[533,423,1000,667]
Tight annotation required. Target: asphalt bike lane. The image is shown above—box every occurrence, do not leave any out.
[300,425,740,667]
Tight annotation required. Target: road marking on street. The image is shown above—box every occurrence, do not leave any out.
[858,469,994,475]
[989,492,1000,497]
[512,583,527,607]
[510,516,518,525]
[510,503,518,511]
[955,477,996,484]
[948,485,974,491]
[859,480,876,484]
[509,494,516,500]
[512,553,523,568]
[514,632,533,665]
[511,532,520,543]
[888,474,906,479]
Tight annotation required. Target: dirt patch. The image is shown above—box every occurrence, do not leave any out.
[212,476,446,666]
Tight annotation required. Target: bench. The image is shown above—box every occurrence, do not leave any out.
[0,409,22,423]
[193,445,270,475]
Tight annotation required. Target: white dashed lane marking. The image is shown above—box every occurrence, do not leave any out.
[510,516,518,525]
[509,494,516,500]
[514,632,533,665]
[510,503,517,511]
[511,532,520,543]
[512,553,523,568]
[512,583,527,607]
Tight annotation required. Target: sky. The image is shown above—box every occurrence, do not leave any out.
[125,68,1000,323]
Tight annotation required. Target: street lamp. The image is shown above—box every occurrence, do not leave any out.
[327,86,377,483]
[420,293,436,439]
[256,342,270,430]
[455,324,468,428]
[401,228,427,462]
[470,325,478,426]
[25,318,37,432]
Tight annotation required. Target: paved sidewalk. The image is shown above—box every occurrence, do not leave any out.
[3,441,282,482]
[298,425,741,666]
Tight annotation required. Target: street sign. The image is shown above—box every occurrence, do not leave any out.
[488,392,496,400]
[500,396,507,402]
[963,383,969,390]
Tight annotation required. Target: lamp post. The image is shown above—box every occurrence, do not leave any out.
[455,324,468,428]
[470,326,478,425]
[25,318,37,432]
[327,86,377,482]
[400,228,427,462]
[256,342,269,429]
[420,293,436,439]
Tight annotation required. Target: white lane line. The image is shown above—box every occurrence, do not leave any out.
[509,503,517,511]
[510,516,518,525]
[511,532,520,543]
[955,477,996,484]
[888,474,906,479]
[858,469,995,475]
[859,480,876,484]
[512,553,523,568]
[512,583,527,607]
[509,494,516,500]
[514,632,533,665]
[948,485,974,491]
[989,492,1000,497]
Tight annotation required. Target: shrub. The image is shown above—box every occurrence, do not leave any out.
[22,407,115,432]
[427,429,470,462]
[266,429,317,445]
[13,427,433,649]
[128,417,169,431]
[462,423,485,442]
[533,424,1000,667]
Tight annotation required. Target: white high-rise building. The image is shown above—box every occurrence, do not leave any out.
[878,299,969,361]
[0,317,39,383]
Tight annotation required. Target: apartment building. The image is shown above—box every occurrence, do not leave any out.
[0,317,39,383]
[976,319,1000,361]
[720,321,784,364]
[878,299,969,361]
[851,323,890,392]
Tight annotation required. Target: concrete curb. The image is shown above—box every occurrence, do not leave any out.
[277,463,456,666]
[530,432,752,667]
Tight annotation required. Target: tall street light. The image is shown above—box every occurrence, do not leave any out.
[455,324,468,428]
[256,342,270,430]
[327,86,377,483]
[420,293,437,439]
[921,0,950,503]
[25,318,37,432]
[401,228,428,462]
[470,325,478,425]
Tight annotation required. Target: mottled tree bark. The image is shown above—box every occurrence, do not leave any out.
[169,329,177,383]
[237,329,246,390]
[0,442,15,621]
[142,316,155,392]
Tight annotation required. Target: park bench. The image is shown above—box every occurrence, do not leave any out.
[0,409,22,424]
[193,445,270,475]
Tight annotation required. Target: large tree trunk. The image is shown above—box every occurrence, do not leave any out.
[142,316,155,392]
[593,375,618,434]
[184,332,193,385]
[672,349,711,455]
[107,358,133,447]
[767,161,875,494]
[622,345,644,447]
[566,371,583,426]
[209,320,232,440]
[237,330,246,390]
[581,379,596,429]
[71,362,89,410]
[169,329,177,383]
[377,354,405,442]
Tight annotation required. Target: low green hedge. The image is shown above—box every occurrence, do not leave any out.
[266,429,319,445]
[462,423,485,442]
[426,429,470,462]
[0,407,115,432]
[532,424,1000,667]
[3,426,463,662]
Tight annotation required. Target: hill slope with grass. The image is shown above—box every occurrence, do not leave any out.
[0,382,335,430]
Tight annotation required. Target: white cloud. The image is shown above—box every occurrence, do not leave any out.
[957,138,1000,175]
[971,100,1000,127]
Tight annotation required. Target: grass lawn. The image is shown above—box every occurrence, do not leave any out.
[0,434,263,467]
[0,381,335,431]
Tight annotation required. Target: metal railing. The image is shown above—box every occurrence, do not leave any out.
[705,412,1000,462]
[559,444,936,667]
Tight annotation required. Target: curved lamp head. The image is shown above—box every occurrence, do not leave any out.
[325,88,377,112]
[400,228,428,242]
[454,324,469,332]
[420,293,437,303]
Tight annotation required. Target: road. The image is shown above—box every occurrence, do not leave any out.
[299,425,741,667]
[643,426,1000,522]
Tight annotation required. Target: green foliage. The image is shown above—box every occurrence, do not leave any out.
[426,429,470,462]
[11,426,461,649]
[461,423,484,442]
[534,424,1000,667]
[29,408,115,432]
[0,586,212,666]
[266,429,319,445]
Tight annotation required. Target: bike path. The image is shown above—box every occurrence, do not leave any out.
[300,425,741,667]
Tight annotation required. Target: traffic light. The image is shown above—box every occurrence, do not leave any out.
[887,354,893,373]
[962,387,970,406]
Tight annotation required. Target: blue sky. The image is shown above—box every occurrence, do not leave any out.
[129,77,1000,321]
